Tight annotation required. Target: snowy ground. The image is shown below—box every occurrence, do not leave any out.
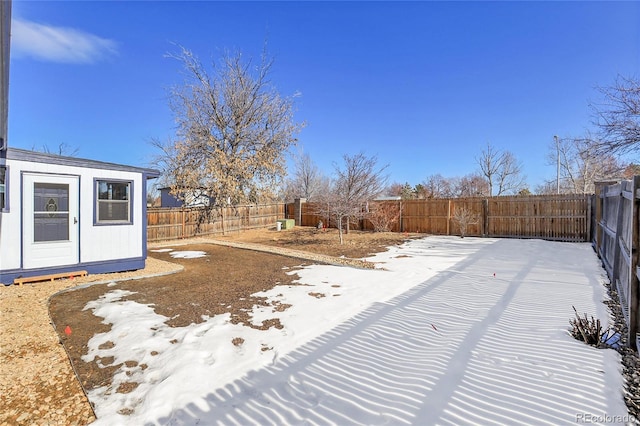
[83,236,630,425]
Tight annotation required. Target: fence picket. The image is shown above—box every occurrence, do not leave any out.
[147,203,285,242]
[285,194,590,241]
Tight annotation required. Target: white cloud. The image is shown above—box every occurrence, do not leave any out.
[11,18,117,64]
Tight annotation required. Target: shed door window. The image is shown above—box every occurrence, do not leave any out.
[34,183,69,242]
[97,180,131,223]
[0,166,5,209]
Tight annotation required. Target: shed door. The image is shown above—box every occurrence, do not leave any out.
[22,173,79,269]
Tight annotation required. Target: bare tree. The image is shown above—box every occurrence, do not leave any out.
[283,151,330,202]
[422,174,455,198]
[543,135,624,194]
[154,46,304,213]
[316,152,388,244]
[592,75,640,155]
[622,163,640,179]
[534,180,558,195]
[384,182,416,199]
[150,136,177,189]
[385,182,405,198]
[420,173,490,198]
[477,143,526,196]
[146,187,160,207]
[453,173,491,197]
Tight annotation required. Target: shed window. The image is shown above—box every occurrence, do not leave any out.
[96,180,131,223]
[0,166,6,210]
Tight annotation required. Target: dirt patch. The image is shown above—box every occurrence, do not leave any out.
[4,226,412,425]
[213,227,412,259]
[48,244,307,394]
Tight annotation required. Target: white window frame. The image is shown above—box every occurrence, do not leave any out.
[95,179,132,224]
[0,165,7,211]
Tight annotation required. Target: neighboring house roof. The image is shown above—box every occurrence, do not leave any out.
[6,147,160,177]
[159,187,212,207]
[158,186,208,191]
[374,196,402,201]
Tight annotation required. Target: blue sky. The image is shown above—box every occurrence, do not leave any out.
[7,1,640,190]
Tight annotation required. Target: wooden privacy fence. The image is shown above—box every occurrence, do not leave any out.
[147,203,284,242]
[290,194,592,242]
[594,178,640,349]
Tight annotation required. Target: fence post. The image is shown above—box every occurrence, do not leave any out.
[612,185,624,296]
[482,198,489,237]
[293,198,306,226]
[594,183,603,253]
[586,194,592,242]
[446,199,451,236]
[181,208,186,239]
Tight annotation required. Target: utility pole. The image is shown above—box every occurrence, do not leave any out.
[554,135,560,194]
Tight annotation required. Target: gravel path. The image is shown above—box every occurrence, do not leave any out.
[157,236,378,269]
[603,281,640,419]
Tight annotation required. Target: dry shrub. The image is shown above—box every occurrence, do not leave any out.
[569,306,618,349]
[452,206,479,238]
[368,202,400,232]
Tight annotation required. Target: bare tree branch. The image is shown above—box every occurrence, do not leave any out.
[592,75,640,156]
[32,142,79,157]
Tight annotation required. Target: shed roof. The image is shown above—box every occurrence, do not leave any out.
[6,147,160,178]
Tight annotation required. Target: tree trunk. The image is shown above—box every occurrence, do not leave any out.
[221,206,226,235]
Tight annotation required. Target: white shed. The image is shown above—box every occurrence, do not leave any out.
[0,148,159,284]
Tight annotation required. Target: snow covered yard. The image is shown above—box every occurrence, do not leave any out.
[83,236,630,425]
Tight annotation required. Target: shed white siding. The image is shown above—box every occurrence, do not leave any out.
[1,161,21,269]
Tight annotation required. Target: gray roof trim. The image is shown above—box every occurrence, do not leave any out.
[6,147,160,178]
